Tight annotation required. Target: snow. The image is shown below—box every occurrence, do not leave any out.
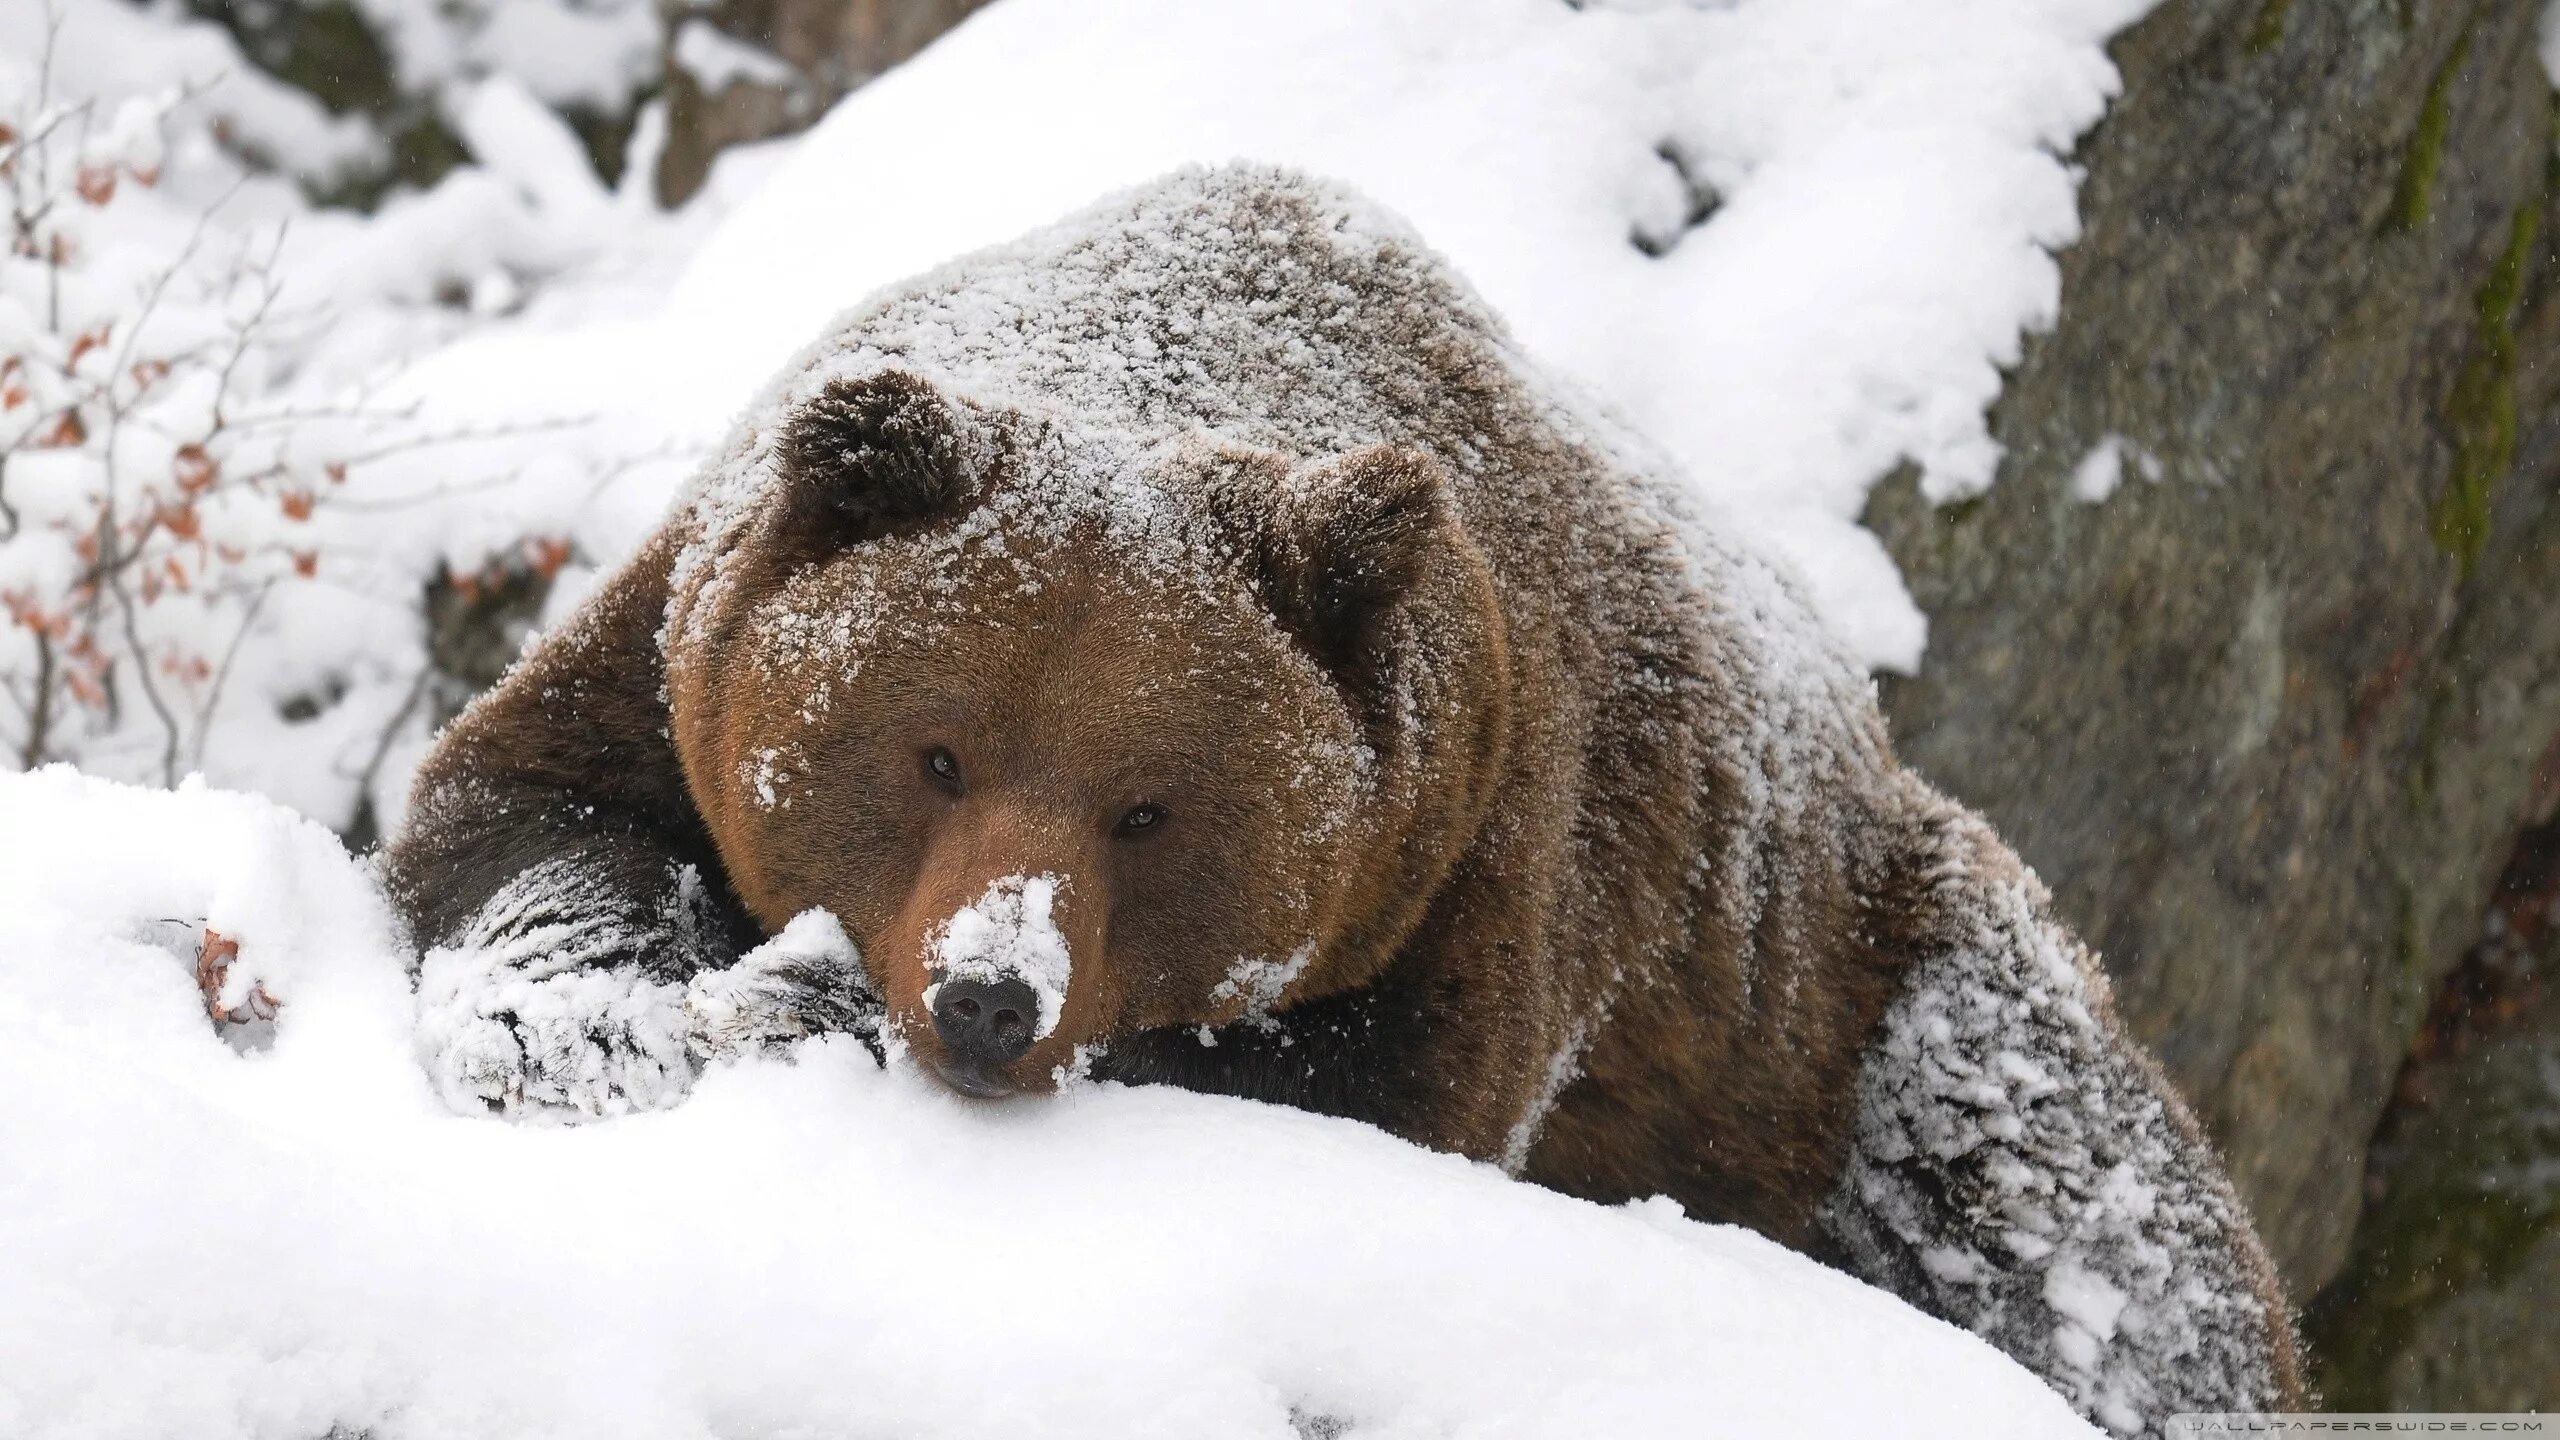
[684,906,875,1059]
[2067,434,2162,504]
[397,0,2152,675]
[925,872,1075,1041]
[1214,942,1316,1025]
[0,767,2098,1439]
[673,16,804,98]
[1825,804,2290,1434]
[412,856,699,1117]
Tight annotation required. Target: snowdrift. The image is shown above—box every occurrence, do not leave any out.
[0,768,2095,1438]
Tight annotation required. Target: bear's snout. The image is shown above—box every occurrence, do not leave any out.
[928,975,1038,1094]
[902,870,1086,1098]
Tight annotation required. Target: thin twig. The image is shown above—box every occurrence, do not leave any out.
[17,629,54,768]
[349,662,434,814]
[191,577,272,768]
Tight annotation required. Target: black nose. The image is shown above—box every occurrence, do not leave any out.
[932,975,1038,1071]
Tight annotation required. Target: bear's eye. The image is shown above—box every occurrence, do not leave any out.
[1116,803,1165,837]
[924,747,963,792]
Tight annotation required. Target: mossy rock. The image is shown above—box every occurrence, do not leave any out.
[2310,1015,2560,1408]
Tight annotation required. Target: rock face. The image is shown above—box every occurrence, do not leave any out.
[2308,814,2560,1405]
[1862,0,2560,1401]
[655,0,992,207]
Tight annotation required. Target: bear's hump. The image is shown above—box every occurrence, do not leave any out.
[727,166,1525,471]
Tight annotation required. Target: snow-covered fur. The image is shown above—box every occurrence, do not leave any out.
[1822,799,2300,1432]
[384,165,2299,1432]
[413,858,705,1116]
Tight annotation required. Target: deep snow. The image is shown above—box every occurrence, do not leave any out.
[0,768,2096,1439]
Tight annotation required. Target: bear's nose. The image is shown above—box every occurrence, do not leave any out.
[931,975,1038,1081]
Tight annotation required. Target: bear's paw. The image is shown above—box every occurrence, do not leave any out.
[416,943,695,1120]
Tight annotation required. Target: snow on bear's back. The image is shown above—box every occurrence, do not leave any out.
[786,164,1518,461]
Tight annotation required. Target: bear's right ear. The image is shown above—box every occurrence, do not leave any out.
[768,369,978,551]
[1259,445,1453,702]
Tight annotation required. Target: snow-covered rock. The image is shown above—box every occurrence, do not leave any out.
[0,768,2095,1438]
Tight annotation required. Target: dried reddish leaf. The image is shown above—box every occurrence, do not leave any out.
[324,461,348,485]
[195,929,280,1026]
[159,502,200,542]
[279,489,315,521]
[128,163,161,189]
[165,556,191,594]
[34,409,85,448]
[173,443,218,495]
[129,358,170,392]
[74,163,116,206]
[291,550,318,579]
[527,536,573,579]
[66,326,109,370]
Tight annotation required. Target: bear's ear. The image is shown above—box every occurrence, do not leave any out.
[769,369,978,550]
[1262,445,1450,693]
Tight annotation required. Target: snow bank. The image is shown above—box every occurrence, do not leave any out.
[399,0,2150,672]
[0,768,2095,1439]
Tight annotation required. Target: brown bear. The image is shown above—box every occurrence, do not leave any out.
[384,165,2302,1434]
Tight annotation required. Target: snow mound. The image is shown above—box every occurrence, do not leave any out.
[0,768,2095,1439]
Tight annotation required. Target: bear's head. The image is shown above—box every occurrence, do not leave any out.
[665,368,1512,1097]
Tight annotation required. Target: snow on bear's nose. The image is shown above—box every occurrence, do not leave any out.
[922,873,1072,1044]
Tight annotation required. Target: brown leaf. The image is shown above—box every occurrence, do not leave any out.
[527,535,573,579]
[65,325,109,370]
[74,163,116,206]
[34,409,85,448]
[173,443,218,495]
[195,929,281,1025]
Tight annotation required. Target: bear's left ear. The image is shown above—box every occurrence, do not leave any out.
[768,369,980,553]
[1262,445,1452,693]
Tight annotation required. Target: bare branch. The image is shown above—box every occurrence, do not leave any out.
[191,577,272,769]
